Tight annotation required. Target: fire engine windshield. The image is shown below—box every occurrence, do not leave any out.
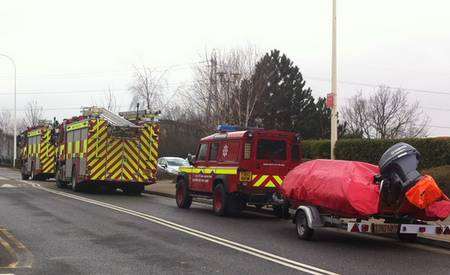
[256,139,286,160]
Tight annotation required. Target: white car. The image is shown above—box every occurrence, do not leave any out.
[157,157,190,176]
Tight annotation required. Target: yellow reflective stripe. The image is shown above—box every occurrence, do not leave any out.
[83,140,87,153]
[27,129,41,137]
[75,140,80,153]
[273,176,283,185]
[67,142,72,154]
[67,120,89,131]
[253,175,268,187]
[265,181,276,188]
[179,166,238,175]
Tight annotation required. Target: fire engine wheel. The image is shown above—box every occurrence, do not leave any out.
[71,168,83,192]
[30,168,36,181]
[213,184,228,216]
[55,170,67,189]
[295,210,314,240]
[176,179,192,209]
[123,185,144,196]
[21,171,29,180]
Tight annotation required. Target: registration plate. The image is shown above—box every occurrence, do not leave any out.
[239,171,252,182]
[372,224,399,234]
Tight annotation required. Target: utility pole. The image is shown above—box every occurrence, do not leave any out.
[330,0,338,159]
[207,56,217,125]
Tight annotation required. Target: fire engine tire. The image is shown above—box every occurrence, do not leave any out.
[273,205,290,219]
[176,179,192,209]
[295,210,314,240]
[71,168,83,192]
[123,185,144,196]
[213,184,229,216]
[55,168,67,188]
[21,173,29,180]
[397,232,418,243]
[30,168,36,181]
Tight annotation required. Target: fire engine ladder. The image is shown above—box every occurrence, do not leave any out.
[82,107,137,127]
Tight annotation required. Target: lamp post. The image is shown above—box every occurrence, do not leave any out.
[330,0,338,159]
[0,53,17,167]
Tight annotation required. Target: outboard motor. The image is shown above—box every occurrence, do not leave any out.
[378,143,422,205]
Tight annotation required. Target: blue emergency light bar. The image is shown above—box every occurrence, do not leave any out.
[217,124,240,132]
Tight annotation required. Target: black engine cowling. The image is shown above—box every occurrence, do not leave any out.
[378,143,421,205]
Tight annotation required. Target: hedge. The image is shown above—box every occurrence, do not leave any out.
[302,137,450,170]
[422,165,450,196]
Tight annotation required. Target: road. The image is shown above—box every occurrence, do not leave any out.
[0,167,448,275]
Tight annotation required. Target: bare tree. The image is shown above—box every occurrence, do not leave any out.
[188,46,260,129]
[342,86,429,139]
[129,65,166,111]
[23,100,44,128]
[104,87,118,112]
[0,109,12,134]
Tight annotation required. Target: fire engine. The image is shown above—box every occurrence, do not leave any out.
[176,125,302,216]
[18,121,57,180]
[54,107,160,194]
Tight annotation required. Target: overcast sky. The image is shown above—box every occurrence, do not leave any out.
[0,0,449,135]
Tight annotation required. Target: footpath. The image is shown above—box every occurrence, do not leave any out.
[146,180,450,249]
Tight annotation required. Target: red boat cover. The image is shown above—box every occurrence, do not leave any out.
[281,159,381,217]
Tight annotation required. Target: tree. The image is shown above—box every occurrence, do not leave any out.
[129,65,166,111]
[23,100,44,128]
[342,86,429,139]
[104,87,118,112]
[188,46,261,129]
[0,109,12,135]
[250,49,317,137]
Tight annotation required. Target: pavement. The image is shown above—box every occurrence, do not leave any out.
[146,180,450,246]
[0,167,449,275]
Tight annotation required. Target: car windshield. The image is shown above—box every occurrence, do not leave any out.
[167,159,189,166]
[256,139,287,160]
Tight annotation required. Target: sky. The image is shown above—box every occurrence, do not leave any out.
[0,0,449,136]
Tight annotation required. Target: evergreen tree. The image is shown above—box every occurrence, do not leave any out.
[251,49,317,137]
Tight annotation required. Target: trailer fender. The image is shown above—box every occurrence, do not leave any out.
[295,206,324,228]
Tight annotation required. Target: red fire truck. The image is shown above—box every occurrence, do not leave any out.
[176,125,302,216]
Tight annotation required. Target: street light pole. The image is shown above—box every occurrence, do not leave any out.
[0,53,17,167]
[330,0,338,159]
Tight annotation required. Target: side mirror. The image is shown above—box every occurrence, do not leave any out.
[161,163,167,169]
[187,154,196,166]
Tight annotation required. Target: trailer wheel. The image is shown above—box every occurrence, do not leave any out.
[213,184,228,216]
[176,178,192,209]
[295,210,314,240]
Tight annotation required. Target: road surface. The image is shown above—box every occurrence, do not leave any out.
[0,167,448,275]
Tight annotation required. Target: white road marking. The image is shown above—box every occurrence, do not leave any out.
[0,184,16,188]
[21,180,338,275]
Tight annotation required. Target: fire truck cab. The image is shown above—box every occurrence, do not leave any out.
[176,125,302,216]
